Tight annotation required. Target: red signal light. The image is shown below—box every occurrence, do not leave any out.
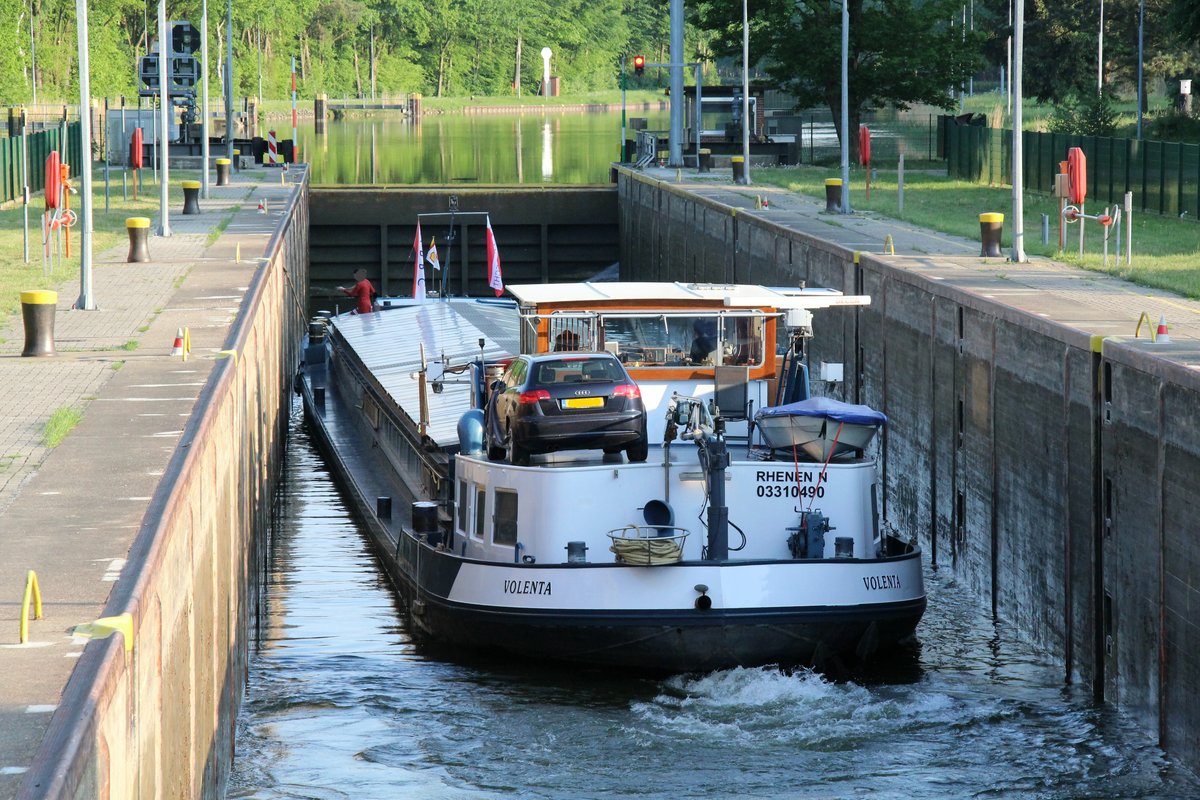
[633,55,645,75]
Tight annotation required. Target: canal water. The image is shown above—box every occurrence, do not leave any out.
[296,110,669,185]
[228,407,1199,799]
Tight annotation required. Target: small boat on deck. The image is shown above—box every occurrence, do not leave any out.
[297,281,924,673]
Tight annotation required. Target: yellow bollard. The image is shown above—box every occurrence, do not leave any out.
[235,242,241,263]
[183,327,191,362]
[19,570,43,644]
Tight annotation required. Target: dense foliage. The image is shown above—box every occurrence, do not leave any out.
[0,0,692,102]
[694,0,984,159]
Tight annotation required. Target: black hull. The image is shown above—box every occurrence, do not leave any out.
[300,350,925,675]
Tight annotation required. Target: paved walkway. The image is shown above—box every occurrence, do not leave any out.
[643,165,1200,356]
[0,165,304,799]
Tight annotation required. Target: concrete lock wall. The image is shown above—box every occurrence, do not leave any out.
[18,182,310,798]
[617,169,1200,771]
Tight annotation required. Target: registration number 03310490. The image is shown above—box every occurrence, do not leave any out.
[562,396,604,409]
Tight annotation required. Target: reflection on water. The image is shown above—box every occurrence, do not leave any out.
[229,408,1199,799]
[297,110,669,186]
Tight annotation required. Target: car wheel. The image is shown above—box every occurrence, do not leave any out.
[626,436,649,463]
[485,426,505,461]
[507,429,531,466]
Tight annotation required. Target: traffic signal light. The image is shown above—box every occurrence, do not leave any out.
[171,21,200,54]
[633,55,645,75]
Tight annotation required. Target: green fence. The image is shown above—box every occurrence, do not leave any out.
[945,119,1200,218]
[0,122,83,207]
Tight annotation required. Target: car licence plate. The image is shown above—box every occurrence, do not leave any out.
[562,397,604,409]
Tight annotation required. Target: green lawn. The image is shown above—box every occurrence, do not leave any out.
[753,163,1200,299]
[0,167,202,319]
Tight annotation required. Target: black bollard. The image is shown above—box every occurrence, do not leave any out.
[20,290,57,357]
[824,179,843,213]
[215,157,231,186]
[979,212,1004,257]
[731,155,745,183]
[126,217,151,262]
[699,148,712,173]
[181,180,201,215]
[232,149,241,172]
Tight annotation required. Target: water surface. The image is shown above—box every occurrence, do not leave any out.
[228,410,1198,799]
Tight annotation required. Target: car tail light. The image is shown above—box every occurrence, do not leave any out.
[612,384,641,399]
[518,389,551,404]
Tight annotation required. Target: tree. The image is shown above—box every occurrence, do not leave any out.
[693,0,984,161]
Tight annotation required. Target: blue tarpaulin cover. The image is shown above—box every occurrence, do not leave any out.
[755,397,888,427]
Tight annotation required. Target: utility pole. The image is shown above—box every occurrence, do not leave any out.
[840,0,850,213]
[75,0,95,308]
[1098,0,1104,94]
[226,0,234,159]
[1011,0,1026,263]
[668,0,684,166]
[157,0,170,237]
[201,0,211,198]
[740,0,750,184]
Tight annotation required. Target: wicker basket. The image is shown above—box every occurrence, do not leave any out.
[607,525,689,565]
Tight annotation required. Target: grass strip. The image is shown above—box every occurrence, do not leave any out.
[42,406,84,449]
[752,164,1200,299]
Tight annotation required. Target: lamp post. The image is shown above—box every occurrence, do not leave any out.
[619,55,626,162]
[668,0,684,166]
[840,0,849,213]
[201,0,210,198]
[75,0,94,309]
[740,0,750,184]
[1136,0,1144,139]
[226,0,234,159]
[157,0,170,237]
[1011,0,1026,263]
[29,0,37,106]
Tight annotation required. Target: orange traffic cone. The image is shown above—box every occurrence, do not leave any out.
[1156,314,1171,343]
[257,198,266,214]
[171,328,184,357]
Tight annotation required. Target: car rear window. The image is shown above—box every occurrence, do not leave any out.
[535,359,624,384]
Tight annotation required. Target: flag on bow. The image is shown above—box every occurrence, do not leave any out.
[413,221,426,302]
[486,217,503,297]
[427,237,441,271]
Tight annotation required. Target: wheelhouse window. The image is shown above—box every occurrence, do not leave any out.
[474,486,486,539]
[599,313,766,368]
[494,489,518,546]
[457,480,469,534]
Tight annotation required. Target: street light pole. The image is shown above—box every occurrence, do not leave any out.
[226,0,234,159]
[1011,0,1026,263]
[620,55,626,163]
[201,0,210,198]
[668,0,684,166]
[157,0,171,237]
[1098,0,1104,94]
[840,0,850,213]
[75,0,95,309]
[1136,0,1145,139]
[741,0,750,184]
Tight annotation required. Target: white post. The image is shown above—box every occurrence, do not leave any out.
[1124,191,1133,265]
[157,0,170,237]
[201,0,210,198]
[1010,0,1025,262]
[695,63,703,170]
[540,47,552,98]
[898,153,905,215]
[840,0,850,213]
[76,0,95,309]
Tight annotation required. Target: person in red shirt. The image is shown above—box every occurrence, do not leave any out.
[338,268,376,314]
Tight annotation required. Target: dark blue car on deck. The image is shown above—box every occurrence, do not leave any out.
[485,353,648,466]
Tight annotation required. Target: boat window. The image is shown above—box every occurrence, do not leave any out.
[457,480,469,534]
[494,489,518,545]
[474,486,486,539]
[599,314,764,368]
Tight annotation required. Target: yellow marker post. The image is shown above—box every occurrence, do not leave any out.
[183,327,191,362]
[19,570,43,644]
[883,234,895,255]
[235,242,241,263]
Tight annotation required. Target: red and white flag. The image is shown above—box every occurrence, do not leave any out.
[413,221,426,301]
[486,217,504,297]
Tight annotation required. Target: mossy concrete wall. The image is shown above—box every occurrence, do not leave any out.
[17,183,309,798]
[618,168,1200,770]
